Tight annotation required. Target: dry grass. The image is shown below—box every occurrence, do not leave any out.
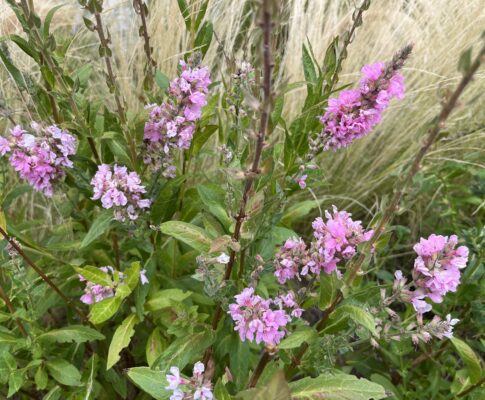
[1,0,484,224]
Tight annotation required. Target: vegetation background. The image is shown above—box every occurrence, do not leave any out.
[0,0,484,399]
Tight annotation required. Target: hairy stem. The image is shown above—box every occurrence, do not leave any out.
[0,226,88,323]
[248,349,271,388]
[133,0,156,85]
[88,3,137,166]
[203,0,274,369]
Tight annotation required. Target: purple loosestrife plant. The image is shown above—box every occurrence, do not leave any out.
[143,59,211,177]
[0,123,77,196]
[90,164,151,221]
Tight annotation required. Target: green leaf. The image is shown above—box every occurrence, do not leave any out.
[176,0,191,30]
[302,43,317,87]
[46,359,82,386]
[289,373,387,399]
[214,379,233,400]
[0,330,16,346]
[197,184,231,228]
[278,327,317,350]
[336,304,377,335]
[155,70,170,90]
[237,371,291,400]
[190,125,218,156]
[319,272,337,310]
[0,352,16,384]
[194,21,213,58]
[34,365,48,390]
[101,132,132,168]
[451,337,483,384]
[38,325,105,343]
[8,370,25,397]
[115,261,141,299]
[8,34,38,61]
[146,327,167,367]
[127,367,169,399]
[81,210,112,248]
[89,296,122,324]
[43,386,62,400]
[281,200,322,226]
[74,266,113,287]
[153,330,214,372]
[107,314,139,370]
[145,288,192,311]
[160,221,212,252]
[40,65,55,87]
[43,4,65,39]
[0,45,26,90]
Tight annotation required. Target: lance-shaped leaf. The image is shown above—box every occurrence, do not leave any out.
[127,367,169,399]
[152,330,214,372]
[89,296,122,324]
[74,266,113,287]
[451,337,483,384]
[289,373,387,399]
[160,221,212,253]
[81,210,113,248]
[38,325,105,343]
[107,314,139,370]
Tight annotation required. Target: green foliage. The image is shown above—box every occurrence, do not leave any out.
[0,0,483,399]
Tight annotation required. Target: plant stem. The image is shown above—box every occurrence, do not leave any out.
[327,0,371,91]
[90,5,137,166]
[288,39,485,378]
[248,349,271,388]
[133,0,156,85]
[203,0,274,369]
[0,283,28,337]
[0,226,88,323]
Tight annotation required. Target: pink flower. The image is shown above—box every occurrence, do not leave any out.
[412,234,468,304]
[274,238,308,284]
[79,266,116,305]
[143,59,211,177]
[295,174,307,189]
[228,288,297,346]
[140,269,149,285]
[91,164,150,222]
[166,362,213,400]
[317,48,410,151]
[0,137,11,155]
[0,123,77,196]
[306,206,373,275]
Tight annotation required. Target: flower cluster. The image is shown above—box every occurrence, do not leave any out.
[274,206,373,283]
[274,238,309,284]
[411,314,459,345]
[228,287,301,346]
[143,60,211,177]
[165,362,213,400]
[0,123,77,196]
[412,234,468,305]
[79,266,148,305]
[90,164,151,221]
[314,45,411,152]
